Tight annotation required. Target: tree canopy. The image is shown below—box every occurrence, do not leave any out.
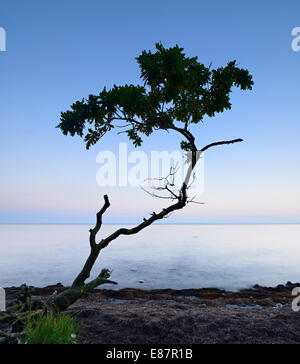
[57,43,253,151]
[49,44,254,313]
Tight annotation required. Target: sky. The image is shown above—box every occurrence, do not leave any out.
[0,0,299,224]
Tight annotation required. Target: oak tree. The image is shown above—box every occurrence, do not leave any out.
[53,43,253,312]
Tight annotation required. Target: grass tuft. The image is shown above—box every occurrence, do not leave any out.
[22,313,80,345]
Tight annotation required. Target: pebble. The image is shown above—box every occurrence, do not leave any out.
[109,298,132,303]
[178,295,197,300]
[226,304,262,310]
[274,303,283,309]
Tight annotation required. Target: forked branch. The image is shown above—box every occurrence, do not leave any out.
[89,195,110,248]
[52,137,243,313]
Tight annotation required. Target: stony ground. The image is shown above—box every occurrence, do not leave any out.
[67,283,300,344]
[5,282,300,344]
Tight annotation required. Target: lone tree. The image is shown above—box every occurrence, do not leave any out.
[53,43,253,312]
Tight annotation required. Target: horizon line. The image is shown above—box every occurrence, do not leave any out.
[0,222,299,226]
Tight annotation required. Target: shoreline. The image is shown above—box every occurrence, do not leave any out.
[4,282,300,344]
[4,280,300,301]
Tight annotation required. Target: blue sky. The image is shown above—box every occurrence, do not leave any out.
[0,0,299,223]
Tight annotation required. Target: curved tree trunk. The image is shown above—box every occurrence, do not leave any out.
[51,138,243,313]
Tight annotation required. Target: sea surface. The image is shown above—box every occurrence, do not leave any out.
[0,224,300,291]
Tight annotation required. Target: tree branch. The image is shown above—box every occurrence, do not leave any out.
[168,124,196,150]
[72,195,110,288]
[83,138,244,276]
[53,135,244,312]
[83,269,118,292]
[201,138,243,152]
[97,186,188,251]
[89,195,110,249]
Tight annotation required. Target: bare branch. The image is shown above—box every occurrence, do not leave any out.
[201,138,243,152]
[84,269,118,291]
[52,133,244,313]
[97,186,188,250]
[140,187,177,200]
[71,195,111,288]
[89,195,110,249]
[141,165,181,201]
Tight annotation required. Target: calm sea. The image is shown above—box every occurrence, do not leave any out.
[0,224,299,291]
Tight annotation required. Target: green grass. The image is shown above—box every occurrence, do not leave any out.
[22,313,80,345]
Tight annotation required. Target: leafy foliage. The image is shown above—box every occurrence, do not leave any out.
[57,43,253,150]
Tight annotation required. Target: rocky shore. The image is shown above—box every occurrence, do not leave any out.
[4,282,300,344]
